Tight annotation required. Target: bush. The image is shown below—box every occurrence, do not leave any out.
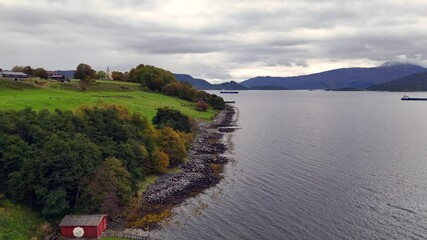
[207,94,225,110]
[196,101,208,111]
[156,127,187,166]
[152,149,170,173]
[152,107,192,133]
[161,84,175,96]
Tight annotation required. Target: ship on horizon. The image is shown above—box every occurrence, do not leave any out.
[401,95,427,101]
[220,89,239,94]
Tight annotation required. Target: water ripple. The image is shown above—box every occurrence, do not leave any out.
[153,91,427,240]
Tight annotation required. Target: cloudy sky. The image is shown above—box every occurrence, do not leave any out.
[1,0,426,83]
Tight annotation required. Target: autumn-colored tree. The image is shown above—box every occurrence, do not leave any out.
[76,104,132,121]
[176,131,193,150]
[196,101,208,112]
[156,127,187,166]
[152,148,170,173]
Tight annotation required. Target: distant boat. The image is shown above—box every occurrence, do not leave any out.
[220,90,239,94]
[401,95,427,101]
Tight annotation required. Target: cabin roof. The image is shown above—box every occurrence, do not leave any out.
[2,71,28,76]
[59,214,107,227]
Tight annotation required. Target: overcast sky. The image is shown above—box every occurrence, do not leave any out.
[1,0,426,83]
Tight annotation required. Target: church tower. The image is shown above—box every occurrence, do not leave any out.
[106,66,112,80]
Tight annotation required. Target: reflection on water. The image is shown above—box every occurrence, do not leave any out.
[152,91,427,240]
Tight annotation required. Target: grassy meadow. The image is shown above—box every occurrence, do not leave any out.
[0,195,46,240]
[0,79,215,121]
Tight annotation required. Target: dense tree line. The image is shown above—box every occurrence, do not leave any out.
[0,105,191,219]
[11,65,48,79]
[127,64,225,110]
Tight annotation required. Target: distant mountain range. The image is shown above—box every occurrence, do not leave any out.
[56,70,75,78]
[240,62,427,90]
[174,74,212,89]
[174,74,247,90]
[175,62,427,91]
[367,72,427,91]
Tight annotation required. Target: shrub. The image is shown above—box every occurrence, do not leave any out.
[207,94,225,110]
[152,107,191,133]
[196,101,208,111]
[156,127,187,166]
[152,149,170,173]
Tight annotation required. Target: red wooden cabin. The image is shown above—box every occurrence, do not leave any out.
[59,214,108,239]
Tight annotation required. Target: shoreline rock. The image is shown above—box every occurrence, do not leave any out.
[138,105,237,228]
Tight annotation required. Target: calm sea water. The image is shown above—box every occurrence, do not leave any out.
[151,91,427,240]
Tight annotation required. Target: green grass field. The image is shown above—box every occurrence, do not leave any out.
[0,194,46,240]
[0,79,215,121]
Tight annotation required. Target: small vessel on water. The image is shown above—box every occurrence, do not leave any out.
[220,89,239,94]
[401,95,427,101]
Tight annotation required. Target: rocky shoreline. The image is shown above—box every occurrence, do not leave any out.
[136,105,237,229]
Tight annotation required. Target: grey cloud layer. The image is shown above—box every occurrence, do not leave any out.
[0,0,426,81]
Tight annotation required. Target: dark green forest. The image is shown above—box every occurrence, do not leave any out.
[0,105,192,219]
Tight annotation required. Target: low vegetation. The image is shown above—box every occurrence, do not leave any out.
[127,209,173,230]
[0,194,47,240]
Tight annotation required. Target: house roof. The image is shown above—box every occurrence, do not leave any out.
[2,71,28,76]
[59,214,107,227]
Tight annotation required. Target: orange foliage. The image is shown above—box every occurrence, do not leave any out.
[152,148,170,173]
[75,104,132,120]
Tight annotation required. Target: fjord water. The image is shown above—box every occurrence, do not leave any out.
[153,91,427,240]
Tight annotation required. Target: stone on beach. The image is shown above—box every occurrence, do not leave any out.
[143,106,236,209]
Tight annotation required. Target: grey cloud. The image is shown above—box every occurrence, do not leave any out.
[0,0,426,81]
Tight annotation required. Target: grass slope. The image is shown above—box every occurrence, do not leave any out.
[0,195,46,240]
[0,79,215,121]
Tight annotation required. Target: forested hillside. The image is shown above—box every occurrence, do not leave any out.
[0,105,192,219]
[367,72,427,91]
